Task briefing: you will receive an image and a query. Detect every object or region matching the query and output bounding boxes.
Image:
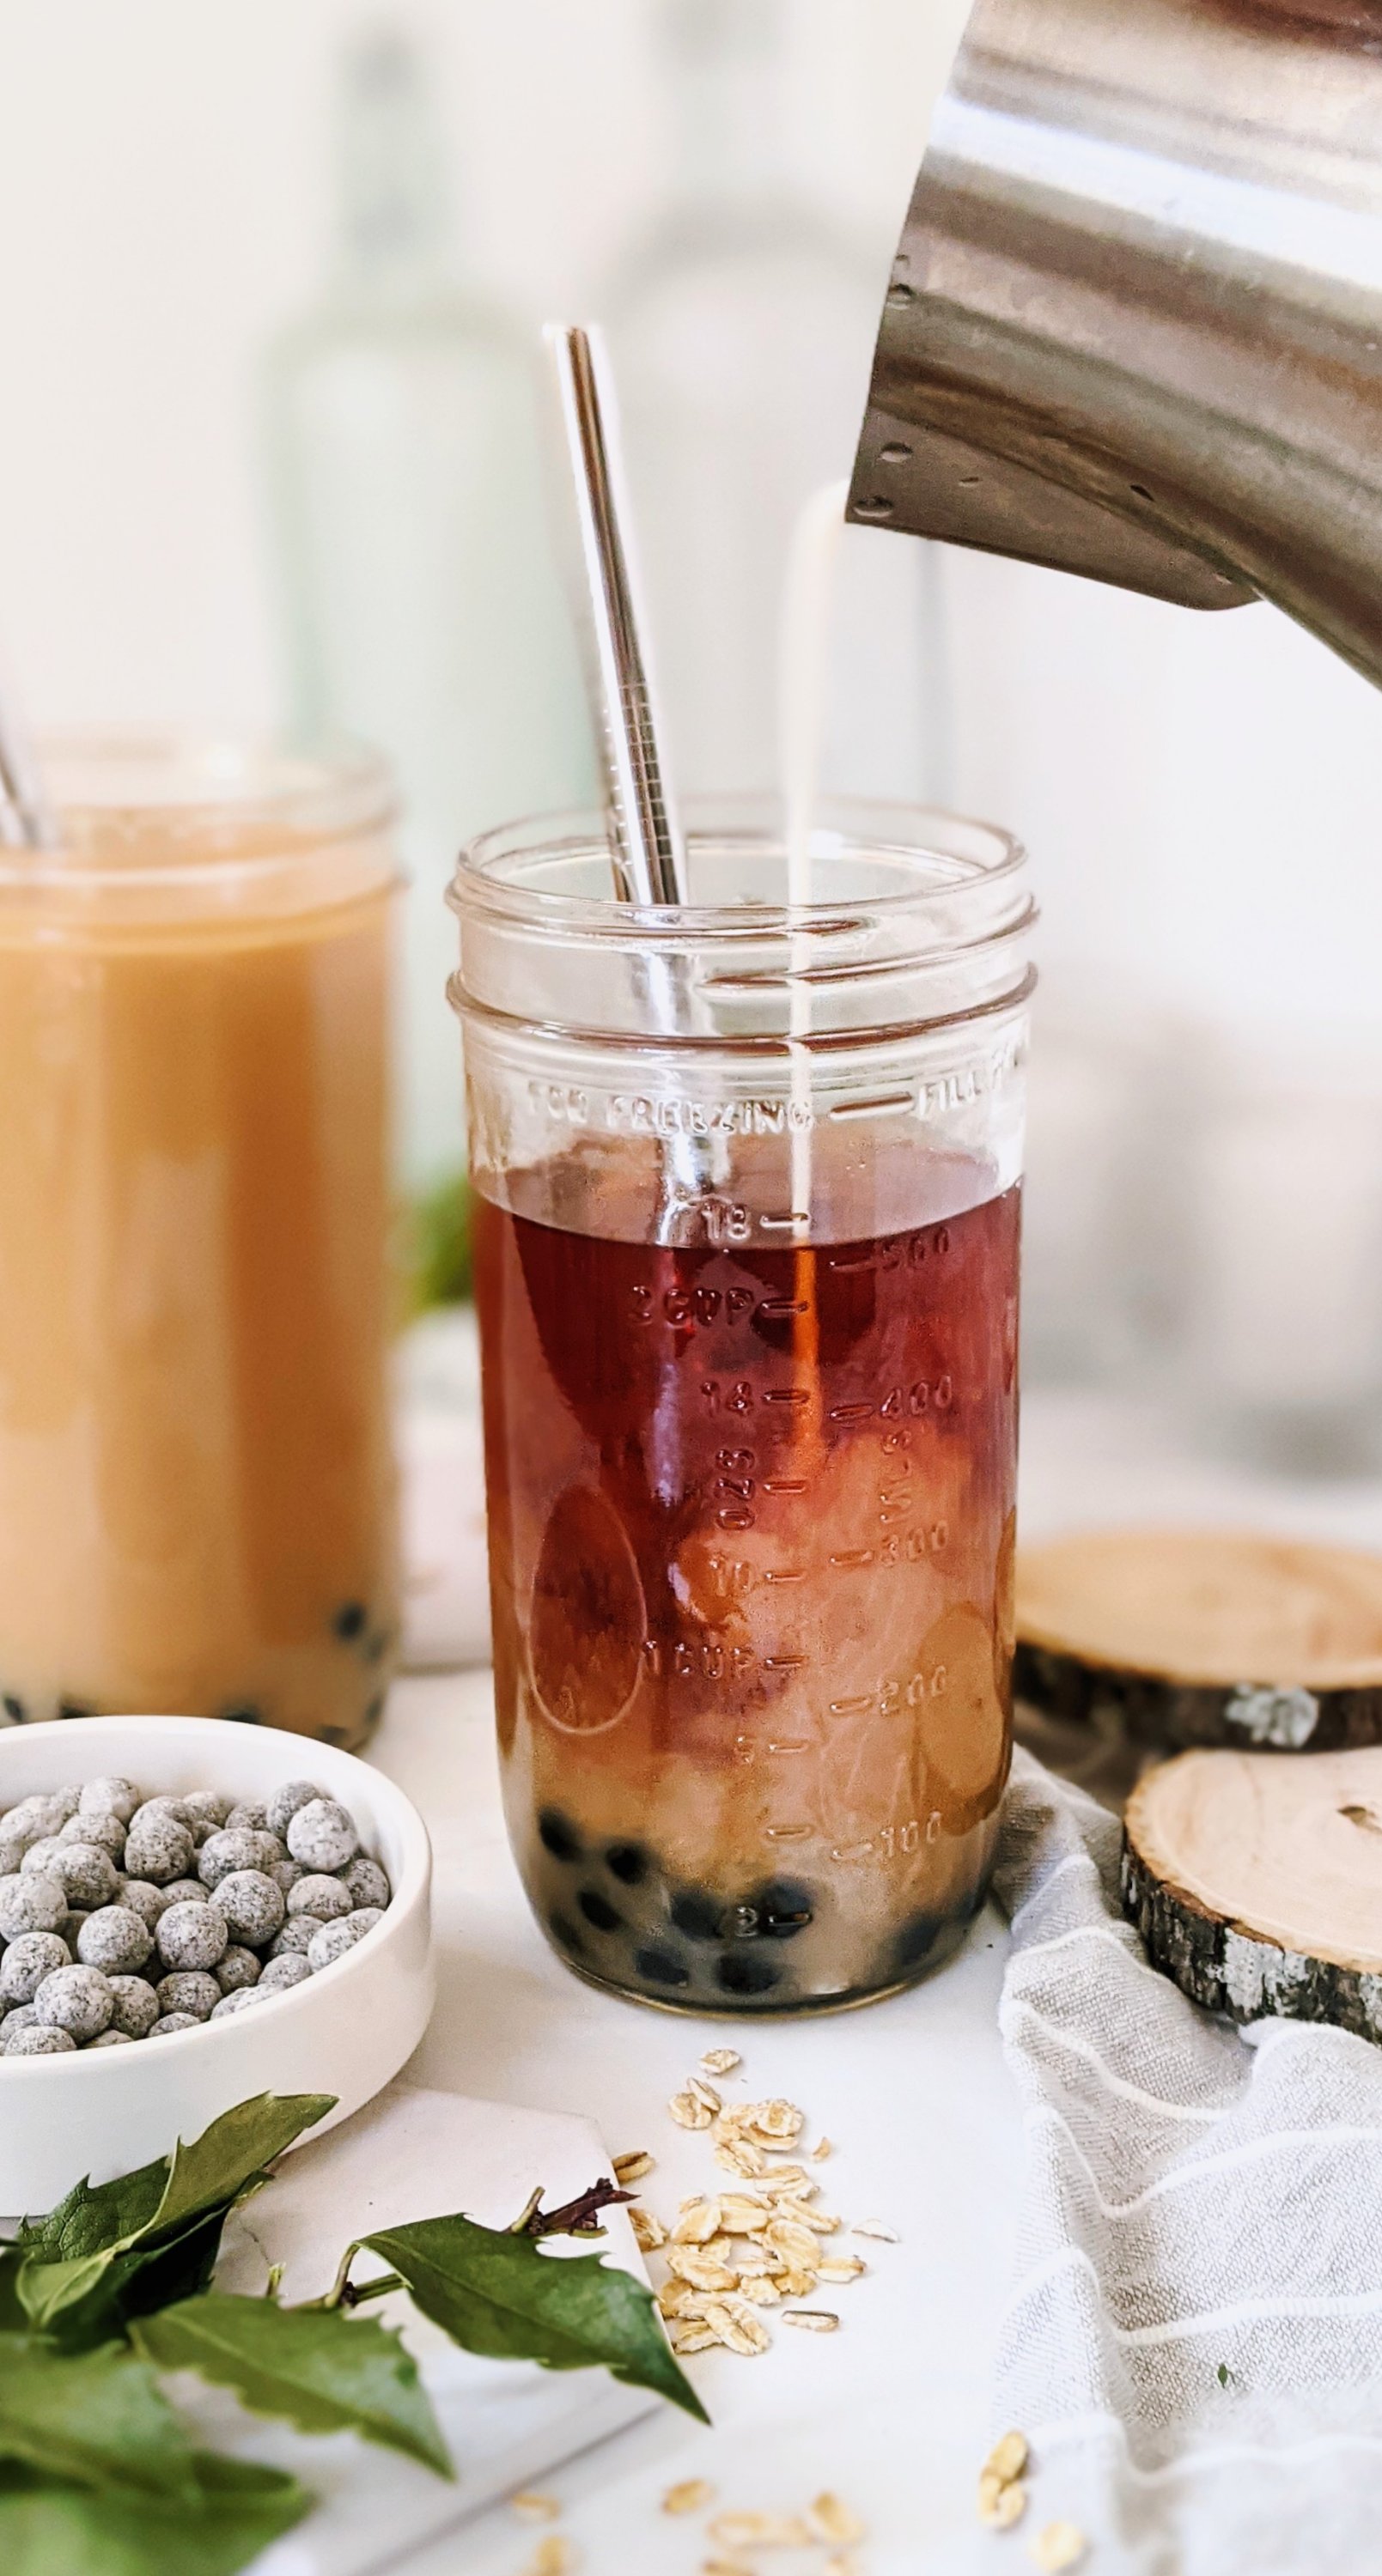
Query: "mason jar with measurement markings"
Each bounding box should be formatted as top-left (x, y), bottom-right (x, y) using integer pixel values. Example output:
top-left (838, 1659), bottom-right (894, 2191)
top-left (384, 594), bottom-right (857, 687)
top-left (449, 797), bottom-right (1032, 2013)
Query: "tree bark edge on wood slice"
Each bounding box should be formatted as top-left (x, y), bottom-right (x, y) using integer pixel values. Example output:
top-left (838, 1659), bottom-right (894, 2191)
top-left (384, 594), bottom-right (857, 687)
top-left (1122, 1748), bottom-right (1382, 2043)
top-left (1018, 1529), bottom-right (1382, 1755)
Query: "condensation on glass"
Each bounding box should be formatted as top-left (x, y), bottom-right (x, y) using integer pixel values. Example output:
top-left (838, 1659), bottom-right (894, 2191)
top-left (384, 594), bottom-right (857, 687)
top-left (450, 799), bottom-right (1033, 2013)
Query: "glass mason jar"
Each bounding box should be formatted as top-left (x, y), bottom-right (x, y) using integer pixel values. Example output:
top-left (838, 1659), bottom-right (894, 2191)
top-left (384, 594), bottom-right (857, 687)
top-left (0, 734), bottom-right (400, 1747)
top-left (450, 799), bottom-right (1032, 2013)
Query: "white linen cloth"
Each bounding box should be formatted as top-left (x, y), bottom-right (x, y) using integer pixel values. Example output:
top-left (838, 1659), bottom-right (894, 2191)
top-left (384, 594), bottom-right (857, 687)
top-left (990, 1749), bottom-right (1382, 2574)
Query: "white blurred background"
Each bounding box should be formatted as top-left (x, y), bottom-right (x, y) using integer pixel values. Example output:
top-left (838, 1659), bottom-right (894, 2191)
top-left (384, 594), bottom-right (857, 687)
top-left (3, 0), bottom-right (1382, 1476)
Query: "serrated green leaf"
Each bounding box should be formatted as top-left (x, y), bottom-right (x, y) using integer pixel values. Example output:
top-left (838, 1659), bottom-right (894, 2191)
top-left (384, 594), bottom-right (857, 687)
top-left (362, 2216), bottom-right (709, 2423)
top-left (0, 2335), bottom-right (198, 2499)
top-left (133, 2292), bottom-right (452, 2477)
top-left (15, 2094), bottom-right (334, 2347)
top-left (0, 2451), bottom-right (312, 2576)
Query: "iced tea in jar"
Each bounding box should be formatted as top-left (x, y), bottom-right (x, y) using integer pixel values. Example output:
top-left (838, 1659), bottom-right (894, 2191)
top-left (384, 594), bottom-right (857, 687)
top-left (451, 799), bottom-right (1032, 2010)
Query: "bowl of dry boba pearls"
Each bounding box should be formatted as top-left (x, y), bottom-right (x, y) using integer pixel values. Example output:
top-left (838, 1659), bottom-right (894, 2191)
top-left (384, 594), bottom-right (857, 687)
top-left (0, 1715), bottom-right (433, 2212)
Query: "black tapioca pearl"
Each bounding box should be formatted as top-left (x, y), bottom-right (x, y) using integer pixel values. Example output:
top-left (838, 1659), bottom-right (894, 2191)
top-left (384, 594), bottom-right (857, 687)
top-left (578, 1887), bottom-right (624, 1934)
top-left (894, 1911), bottom-right (943, 1970)
top-left (362, 1694), bottom-right (386, 1731)
top-left (332, 1601), bottom-right (367, 1642)
top-left (635, 1943), bottom-right (690, 1990)
top-left (3, 1695), bottom-right (25, 1722)
top-left (218, 1704), bottom-right (264, 1726)
top-left (58, 1698), bottom-right (95, 1722)
top-left (670, 1888), bottom-right (723, 1942)
top-left (364, 1627), bottom-right (392, 1665)
top-left (539, 1807), bottom-right (583, 1864)
top-left (321, 1726), bottom-right (351, 1748)
top-left (748, 1879), bottom-right (814, 1941)
top-left (606, 1840), bottom-right (651, 1887)
top-left (550, 1910), bottom-right (584, 1957)
top-left (716, 1949), bottom-right (782, 1997)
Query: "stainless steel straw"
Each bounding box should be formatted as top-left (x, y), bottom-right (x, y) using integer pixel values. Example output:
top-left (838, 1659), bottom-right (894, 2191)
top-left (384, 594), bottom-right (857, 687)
top-left (0, 677), bottom-right (57, 851)
top-left (545, 324), bottom-right (689, 910)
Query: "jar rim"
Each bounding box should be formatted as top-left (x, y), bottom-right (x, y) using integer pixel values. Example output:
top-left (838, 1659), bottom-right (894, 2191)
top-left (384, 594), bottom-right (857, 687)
top-left (451, 792), bottom-right (1030, 949)
top-left (0, 730), bottom-right (396, 887)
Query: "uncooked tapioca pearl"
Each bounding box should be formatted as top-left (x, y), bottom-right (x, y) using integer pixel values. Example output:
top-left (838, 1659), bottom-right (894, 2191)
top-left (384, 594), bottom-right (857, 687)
top-left (131, 1795), bottom-right (193, 1832)
top-left (181, 1790), bottom-right (232, 1831)
top-left (307, 1914), bottom-right (370, 1971)
top-left (224, 1800), bottom-right (269, 1833)
top-left (107, 1975), bottom-right (160, 2038)
top-left (155, 1971), bottom-right (221, 2021)
top-left (0, 1872), bottom-right (67, 1938)
top-left (215, 1869), bottom-right (284, 1946)
top-left (198, 1827), bottom-right (283, 1887)
top-left (79, 1776), bottom-right (142, 1825)
top-left (269, 1859), bottom-right (303, 1895)
top-left (124, 1814), bottom-right (194, 1886)
top-left (287, 1798), bottom-right (359, 1872)
top-left (267, 1779), bottom-right (326, 1839)
top-left (34, 1963), bottom-right (115, 2041)
top-left (288, 1874), bottom-right (353, 1922)
top-left (157, 1899), bottom-right (228, 1973)
top-left (21, 1838), bottom-right (66, 1875)
top-left (2, 2002), bottom-right (36, 2032)
top-left (48, 1843), bottom-right (120, 1909)
top-left (88, 2028), bottom-right (133, 2047)
top-left (59, 1911), bottom-right (92, 1949)
top-left (5, 2024), bottom-right (76, 2055)
top-left (345, 1906), bottom-right (384, 1940)
top-left (269, 1917), bottom-right (320, 1957)
top-left (215, 1946), bottom-right (261, 1993)
top-left (148, 2012), bottom-right (199, 2038)
top-left (119, 1880), bottom-right (174, 1929)
top-left (337, 1855), bottom-right (390, 1911)
top-left (0, 1835), bottom-right (26, 1878)
top-left (76, 1906), bottom-right (155, 1976)
top-left (3, 1795), bottom-right (68, 1846)
top-left (61, 1811), bottom-right (126, 1860)
top-left (1, 1931), bottom-right (72, 2003)
top-left (257, 1951), bottom-right (311, 1994)
top-left (159, 1878), bottom-right (209, 1907)
top-left (210, 1986), bottom-right (264, 2019)
top-left (49, 1787), bottom-right (82, 1823)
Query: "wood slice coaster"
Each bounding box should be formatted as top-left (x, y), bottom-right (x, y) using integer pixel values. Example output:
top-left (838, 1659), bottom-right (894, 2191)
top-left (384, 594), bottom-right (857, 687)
top-left (1123, 1747), bottom-right (1382, 2039)
top-left (1015, 1528), bottom-right (1382, 1753)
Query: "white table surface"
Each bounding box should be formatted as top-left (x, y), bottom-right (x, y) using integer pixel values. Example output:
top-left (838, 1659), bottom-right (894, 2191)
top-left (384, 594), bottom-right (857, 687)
top-left (368, 1669), bottom-right (1023, 2575)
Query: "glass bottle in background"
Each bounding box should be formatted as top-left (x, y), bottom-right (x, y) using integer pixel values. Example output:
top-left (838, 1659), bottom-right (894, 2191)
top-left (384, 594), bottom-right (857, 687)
top-left (262, 24), bottom-right (594, 1188)
top-left (606, 0), bottom-right (950, 805)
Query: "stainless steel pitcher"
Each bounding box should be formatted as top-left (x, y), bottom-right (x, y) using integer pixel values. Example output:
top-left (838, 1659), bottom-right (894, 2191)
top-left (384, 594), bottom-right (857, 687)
top-left (849, 0), bottom-right (1382, 687)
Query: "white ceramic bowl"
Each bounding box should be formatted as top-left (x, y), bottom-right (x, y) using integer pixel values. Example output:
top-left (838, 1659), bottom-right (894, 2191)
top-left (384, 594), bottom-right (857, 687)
top-left (0, 1715), bottom-right (434, 2214)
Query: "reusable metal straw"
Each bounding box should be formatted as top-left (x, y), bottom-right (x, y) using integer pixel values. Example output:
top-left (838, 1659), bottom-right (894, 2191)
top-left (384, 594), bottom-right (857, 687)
top-left (0, 674), bottom-right (58, 850)
top-left (545, 324), bottom-right (689, 910)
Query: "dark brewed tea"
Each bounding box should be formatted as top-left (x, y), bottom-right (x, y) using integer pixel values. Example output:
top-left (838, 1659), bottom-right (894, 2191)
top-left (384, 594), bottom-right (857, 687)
top-left (473, 1174), bottom-right (1020, 2012)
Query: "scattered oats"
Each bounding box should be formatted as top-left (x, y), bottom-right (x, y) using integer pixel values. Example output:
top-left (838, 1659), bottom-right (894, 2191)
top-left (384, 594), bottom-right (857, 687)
top-left (824, 2558), bottom-right (861, 2576)
top-left (714, 2136), bottom-right (768, 2179)
top-left (709, 2512), bottom-right (813, 2550)
top-left (700, 2047), bottom-right (741, 2076)
top-left (763, 2167), bottom-right (817, 2198)
top-left (663, 2478), bottom-right (717, 2517)
top-left (978, 2475), bottom-right (1027, 2530)
top-left (850, 2220), bottom-right (899, 2243)
top-left (811, 2136), bottom-right (834, 2160)
top-left (744, 2098), bottom-right (805, 2143)
top-left (791, 2205), bottom-right (842, 2235)
top-left (510, 2493), bottom-right (562, 2523)
top-left (671, 2324), bottom-right (719, 2354)
top-left (776, 2267), bottom-right (822, 2299)
top-left (658, 2281), bottom-right (697, 2318)
top-left (780, 2308), bottom-right (840, 2332)
top-left (524, 2538), bottom-right (575, 2576)
top-left (672, 2198), bottom-right (723, 2245)
top-left (703, 2561), bottom-right (755, 2576)
top-left (736, 2273), bottom-right (786, 2305)
top-left (986, 2431), bottom-right (1031, 2487)
top-left (717, 2193), bottom-right (774, 2235)
top-left (612, 2149), bottom-right (654, 2183)
top-left (1031, 2523), bottom-right (1087, 2573)
top-left (670, 2089), bottom-right (715, 2131)
top-left (665, 2245), bottom-right (740, 2292)
top-left (817, 2256), bottom-right (868, 2283)
top-left (765, 2217), bottom-right (821, 2269)
top-left (686, 2075), bottom-right (722, 2115)
top-left (808, 2494), bottom-right (868, 2545)
top-left (700, 2298), bottom-right (772, 2357)
top-left (630, 2208), bottom-right (668, 2253)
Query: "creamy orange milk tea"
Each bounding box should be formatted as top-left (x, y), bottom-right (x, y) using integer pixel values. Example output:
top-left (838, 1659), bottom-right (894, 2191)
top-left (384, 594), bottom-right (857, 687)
top-left (0, 741), bottom-right (399, 1745)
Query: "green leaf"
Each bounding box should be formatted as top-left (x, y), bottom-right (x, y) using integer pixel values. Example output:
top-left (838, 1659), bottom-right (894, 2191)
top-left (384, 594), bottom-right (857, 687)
top-left (0, 2336), bottom-right (198, 2500)
top-left (362, 2216), bottom-right (709, 2423)
top-left (0, 2452), bottom-right (312, 2576)
top-left (133, 2292), bottom-right (452, 2478)
top-left (16, 2094), bottom-right (334, 2347)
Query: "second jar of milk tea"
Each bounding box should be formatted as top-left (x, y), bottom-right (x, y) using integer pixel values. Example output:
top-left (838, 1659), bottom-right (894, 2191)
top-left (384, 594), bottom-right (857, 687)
top-left (0, 736), bottom-right (399, 1746)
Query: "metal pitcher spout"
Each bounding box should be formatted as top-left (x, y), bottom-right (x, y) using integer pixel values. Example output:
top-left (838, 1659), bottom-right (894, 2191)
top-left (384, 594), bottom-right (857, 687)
top-left (849, 0), bottom-right (1382, 688)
